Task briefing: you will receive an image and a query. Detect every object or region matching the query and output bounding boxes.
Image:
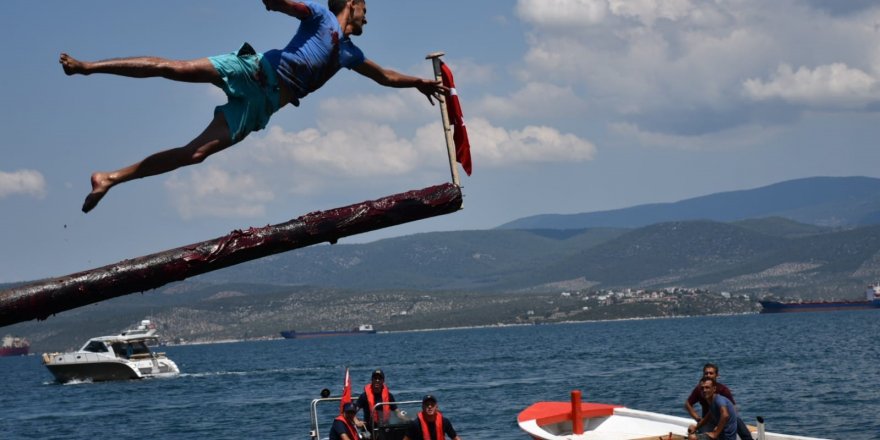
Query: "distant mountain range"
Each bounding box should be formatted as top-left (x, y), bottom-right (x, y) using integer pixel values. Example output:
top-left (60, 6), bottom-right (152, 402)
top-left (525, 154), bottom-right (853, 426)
top-left (196, 217), bottom-right (880, 297)
top-left (189, 176), bottom-right (880, 295)
top-left (497, 176), bottom-right (880, 229)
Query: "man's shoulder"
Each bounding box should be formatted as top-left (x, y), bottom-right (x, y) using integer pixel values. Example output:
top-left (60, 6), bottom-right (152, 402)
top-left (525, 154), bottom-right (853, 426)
top-left (305, 1), bottom-right (333, 21)
top-left (330, 418), bottom-right (346, 432)
top-left (713, 393), bottom-right (734, 406)
top-left (716, 382), bottom-right (734, 399)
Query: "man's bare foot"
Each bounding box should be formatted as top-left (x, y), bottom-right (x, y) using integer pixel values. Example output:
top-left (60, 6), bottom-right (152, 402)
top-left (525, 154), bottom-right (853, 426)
top-left (59, 53), bottom-right (88, 76)
top-left (82, 172), bottom-right (112, 213)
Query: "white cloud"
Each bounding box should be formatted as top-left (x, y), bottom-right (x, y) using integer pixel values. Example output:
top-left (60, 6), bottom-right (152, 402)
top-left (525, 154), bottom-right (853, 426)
top-left (165, 167), bottom-right (274, 219)
top-left (444, 59), bottom-right (495, 85)
top-left (0, 169), bottom-right (47, 199)
top-left (419, 118), bottom-right (596, 166)
top-left (516, 0), bottom-right (609, 26)
top-left (318, 91), bottom-right (428, 126)
top-left (743, 63), bottom-right (880, 108)
top-left (476, 82), bottom-right (588, 119)
top-left (511, 0), bottom-right (880, 139)
top-left (250, 124), bottom-right (420, 177)
top-left (610, 121), bottom-right (782, 151)
top-left (608, 0), bottom-right (694, 26)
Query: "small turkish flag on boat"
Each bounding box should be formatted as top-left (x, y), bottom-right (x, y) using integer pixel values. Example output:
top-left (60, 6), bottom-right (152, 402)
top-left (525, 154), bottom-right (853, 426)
top-left (339, 366), bottom-right (352, 415)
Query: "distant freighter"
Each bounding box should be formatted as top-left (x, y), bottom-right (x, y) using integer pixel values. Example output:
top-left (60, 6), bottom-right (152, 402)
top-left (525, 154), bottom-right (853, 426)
top-left (759, 285), bottom-right (880, 313)
top-left (1, 335), bottom-right (30, 357)
top-left (280, 324), bottom-right (377, 339)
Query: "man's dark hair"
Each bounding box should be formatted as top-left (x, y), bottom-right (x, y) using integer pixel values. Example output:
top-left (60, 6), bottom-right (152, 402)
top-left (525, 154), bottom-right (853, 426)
top-left (703, 363), bottom-right (718, 374)
top-left (329, 0), bottom-right (364, 15)
top-left (700, 376), bottom-right (717, 386)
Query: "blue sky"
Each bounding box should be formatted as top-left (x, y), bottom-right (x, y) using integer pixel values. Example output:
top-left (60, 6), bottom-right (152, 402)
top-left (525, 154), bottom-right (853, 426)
top-left (2, 0), bottom-right (880, 282)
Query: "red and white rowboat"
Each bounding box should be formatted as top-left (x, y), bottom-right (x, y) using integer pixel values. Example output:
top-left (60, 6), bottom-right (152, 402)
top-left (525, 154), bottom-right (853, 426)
top-left (517, 390), bottom-right (829, 440)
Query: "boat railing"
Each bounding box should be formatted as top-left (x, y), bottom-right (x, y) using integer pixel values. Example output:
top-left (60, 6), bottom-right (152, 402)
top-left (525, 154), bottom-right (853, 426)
top-left (369, 400), bottom-right (421, 440)
top-left (310, 397), bottom-right (422, 440)
top-left (310, 396), bottom-right (342, 440)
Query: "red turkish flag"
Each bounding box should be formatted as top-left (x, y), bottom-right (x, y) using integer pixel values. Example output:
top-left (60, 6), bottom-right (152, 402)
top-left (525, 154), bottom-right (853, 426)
top-left (339, 367), bottom-right (352, 415)
top-left (440, 62), bottom-right (472, 176)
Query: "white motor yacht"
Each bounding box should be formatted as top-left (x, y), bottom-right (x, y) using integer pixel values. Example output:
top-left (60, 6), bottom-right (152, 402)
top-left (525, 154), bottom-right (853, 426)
top-left (42, 320), bottom-right (179, 383)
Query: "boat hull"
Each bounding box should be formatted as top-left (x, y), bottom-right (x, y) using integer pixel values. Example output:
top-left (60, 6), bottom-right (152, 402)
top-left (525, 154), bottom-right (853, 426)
top-left (0, 346), bottom-right (29, 357)
top-left (45, 360), bottom-right (141, 383)
top-left (42, 352), bottom-right (179, 383)
top-left (280, 329), bottom-right (376, 339)
top-left (519, 395), bottom-right (830, 440)
top-left (759, 300), bottom-right (880, 313)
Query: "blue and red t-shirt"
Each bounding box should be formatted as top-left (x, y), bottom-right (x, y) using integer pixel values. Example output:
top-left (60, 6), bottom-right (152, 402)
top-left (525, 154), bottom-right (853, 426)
top-left (263, 1), bottom-right (366, 101)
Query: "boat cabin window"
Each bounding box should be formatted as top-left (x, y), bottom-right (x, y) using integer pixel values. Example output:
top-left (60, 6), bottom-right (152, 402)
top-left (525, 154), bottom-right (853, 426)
top-left (83, 341), bottom-right (108, 353)
top-left (129, 341), bottom-right (150, 356)
top-left (111, 343), bottom-right (129, 358)
top-left (110, 341), bottom-right (151, 359)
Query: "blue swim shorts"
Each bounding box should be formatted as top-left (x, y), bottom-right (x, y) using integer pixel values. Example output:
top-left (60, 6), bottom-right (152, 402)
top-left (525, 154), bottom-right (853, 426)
top-left (209, 43), bottom-right (281, 142)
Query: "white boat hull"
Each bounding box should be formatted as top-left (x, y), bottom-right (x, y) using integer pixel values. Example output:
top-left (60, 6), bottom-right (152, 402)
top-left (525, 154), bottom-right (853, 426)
top-left (43, 352), bottom-right (179, 383)
top-left (519, 400), bottom-right (830, 440)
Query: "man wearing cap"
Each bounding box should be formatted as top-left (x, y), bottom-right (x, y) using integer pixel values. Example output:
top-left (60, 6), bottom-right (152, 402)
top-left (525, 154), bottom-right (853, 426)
top-left (402, 395), bottom-right (462, 440)
top-left (330, 403), bottom-right (360, 440)
top-left (356, 369), bottom-right (403, 430)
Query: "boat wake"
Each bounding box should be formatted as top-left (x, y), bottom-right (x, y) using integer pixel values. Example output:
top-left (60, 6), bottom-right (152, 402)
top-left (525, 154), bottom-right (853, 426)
top-left (179, 366), bottom-right (321, 379)
top-left (61, 378), bottom-right (94, 386)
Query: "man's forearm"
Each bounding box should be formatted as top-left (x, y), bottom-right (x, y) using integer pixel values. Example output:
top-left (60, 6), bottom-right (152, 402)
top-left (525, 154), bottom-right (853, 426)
top-left (712, 414), bottom-right (729, 438)
top-left (381, 69), bottom-right (426, 88)
top-left (263, 0), bottom-right (310, 18)
top-left (685, 402), bottom-right (699, 420)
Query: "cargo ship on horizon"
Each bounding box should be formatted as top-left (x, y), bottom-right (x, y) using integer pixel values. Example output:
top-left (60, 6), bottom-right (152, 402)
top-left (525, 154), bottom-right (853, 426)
top-left (1, 335), bottom-right (30, 357)
top-left (760, 284), bottom-right (880, 313)
top-left (280, 324), bottom-right (376, 339)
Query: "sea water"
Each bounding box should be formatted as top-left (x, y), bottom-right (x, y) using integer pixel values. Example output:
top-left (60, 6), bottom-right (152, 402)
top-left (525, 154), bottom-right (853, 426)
top-left (0, 310), bottom-right (877, 439)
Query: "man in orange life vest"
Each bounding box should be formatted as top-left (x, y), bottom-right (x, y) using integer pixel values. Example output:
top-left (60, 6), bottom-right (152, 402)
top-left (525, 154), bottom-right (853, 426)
top-left (330, 403), bottom-right (360, 440)
top-left (356, 369), bottom-right (405, 429)
top-left (402, 395), bottom-right (462, 440)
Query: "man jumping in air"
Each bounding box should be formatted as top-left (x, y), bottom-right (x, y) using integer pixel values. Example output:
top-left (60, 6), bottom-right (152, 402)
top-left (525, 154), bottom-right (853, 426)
top-left (60, 0), bottom-right (447, 213)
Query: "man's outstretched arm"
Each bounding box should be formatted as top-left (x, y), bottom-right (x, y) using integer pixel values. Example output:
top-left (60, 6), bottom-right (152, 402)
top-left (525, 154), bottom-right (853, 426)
top-left (354, 59), bottom-right (448, 105)
top-left (262, 0), bottom-right (311, 19)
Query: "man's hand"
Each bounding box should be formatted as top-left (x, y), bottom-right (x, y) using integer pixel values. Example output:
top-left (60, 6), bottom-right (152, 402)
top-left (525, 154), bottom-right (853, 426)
top-left (417, 79), bottom-right (449, 105)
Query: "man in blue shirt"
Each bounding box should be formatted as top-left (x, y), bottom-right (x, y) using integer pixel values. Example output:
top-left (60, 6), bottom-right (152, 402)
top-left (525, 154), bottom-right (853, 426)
top-left (688, 377), bottom-right (738, 440)
top-left (60, 0), bottom-right (448, 213)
